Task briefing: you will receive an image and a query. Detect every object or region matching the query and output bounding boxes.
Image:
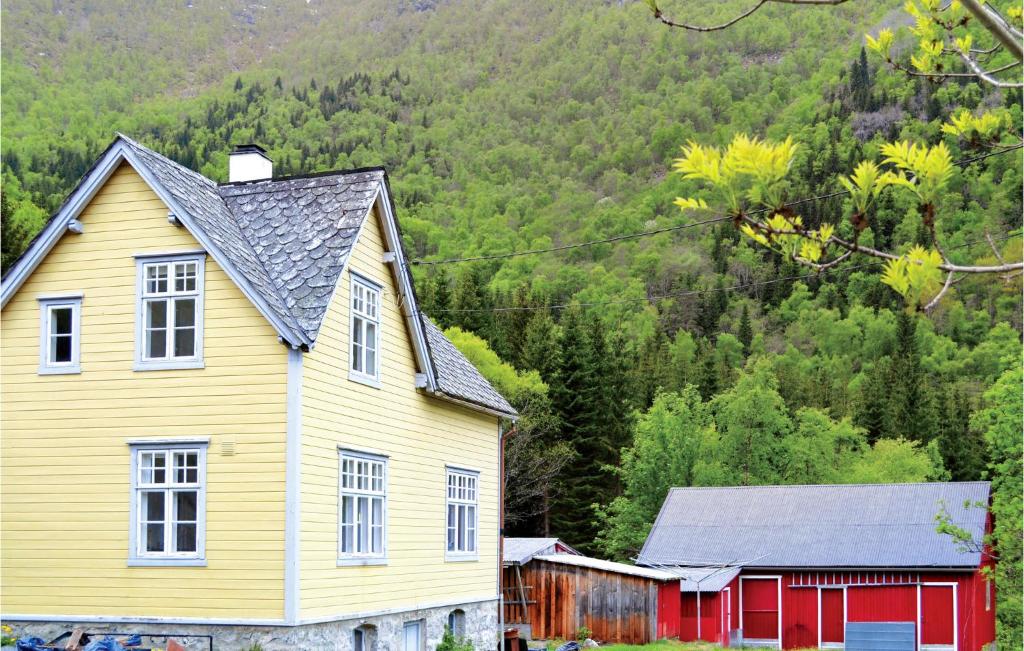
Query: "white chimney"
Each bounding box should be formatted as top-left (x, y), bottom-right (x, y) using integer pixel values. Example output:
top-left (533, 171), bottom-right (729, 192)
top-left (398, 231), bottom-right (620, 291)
top-left (228, 144), bottom-right (273, 182)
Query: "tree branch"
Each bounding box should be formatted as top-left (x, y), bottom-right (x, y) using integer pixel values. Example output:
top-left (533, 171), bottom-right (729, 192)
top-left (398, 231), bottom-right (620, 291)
top-left (740, 215), bottom-right (1024, 274)
top-left (924, 271), bottom-right (956, 312)
top-left (957, 50), bottom-right (1024, 87)
top-left (650, 0), bottom-right (852, 32)
top-left (961, 0), bottom-right (1024, 61)
top-left (986, 230), bottom-right (1007, 265)
top-left (654, 1), bottom-right (767, 32)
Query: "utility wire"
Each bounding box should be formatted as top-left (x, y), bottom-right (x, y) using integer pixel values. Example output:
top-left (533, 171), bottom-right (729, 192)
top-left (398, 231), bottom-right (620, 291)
top-left (410, 143), bottom-right (1023, 266)
top-left (430, 232), bottom-right (1021, 313)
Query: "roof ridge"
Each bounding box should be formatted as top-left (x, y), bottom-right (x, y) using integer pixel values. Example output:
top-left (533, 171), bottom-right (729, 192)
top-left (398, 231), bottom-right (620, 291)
top-left (218, 165), bottom-right (387, 187)
top-left (668, 481), bottom-right (991, 491)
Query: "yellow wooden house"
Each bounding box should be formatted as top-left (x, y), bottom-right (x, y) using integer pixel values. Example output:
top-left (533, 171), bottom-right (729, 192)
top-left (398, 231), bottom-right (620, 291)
top-left (0, 136), bottom-right (516, 650)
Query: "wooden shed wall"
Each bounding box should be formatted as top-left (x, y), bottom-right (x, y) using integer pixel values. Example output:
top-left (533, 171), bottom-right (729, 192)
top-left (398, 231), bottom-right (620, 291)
top-left (503, 559), bottom-right (661, 644)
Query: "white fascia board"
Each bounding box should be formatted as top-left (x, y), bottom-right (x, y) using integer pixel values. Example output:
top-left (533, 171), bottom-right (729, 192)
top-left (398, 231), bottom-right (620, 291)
top-left (373, 185), bottom-right (438, 391)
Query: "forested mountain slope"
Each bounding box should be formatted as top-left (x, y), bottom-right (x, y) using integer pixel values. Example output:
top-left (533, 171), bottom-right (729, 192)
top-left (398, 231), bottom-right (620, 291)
top-left (2, 0), bottom-right (1020, 569)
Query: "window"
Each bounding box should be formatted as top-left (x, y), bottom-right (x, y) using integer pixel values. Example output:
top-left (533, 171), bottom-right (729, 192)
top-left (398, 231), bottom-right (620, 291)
top-left (338, 450), bottom-right (387, 563)
top-left (353, 625), bottom-right (377, 651)
top-left (403, 621), bottom-right (422, 651)
top-left (985, 578), bottom-right (992, 611)
top-left (135, 254), bottom-right (204, 370)
top-left (447, 610), bottom-right (466, 638)
top-left (128, 441), bottom-right (207, 565)
top-left (38, 295), bottom-right (81, 374)
top-left (446, 468), bottom-right (479, 558)
top-left (349, 276), bottom-right (381, 385)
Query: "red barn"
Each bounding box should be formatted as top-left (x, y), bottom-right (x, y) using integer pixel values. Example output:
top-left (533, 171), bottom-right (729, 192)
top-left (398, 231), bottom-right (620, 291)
top-left (641, 482), bottom-right (995, 651)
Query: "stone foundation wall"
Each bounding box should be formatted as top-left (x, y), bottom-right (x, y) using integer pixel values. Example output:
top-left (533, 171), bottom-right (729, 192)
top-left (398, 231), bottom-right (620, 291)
top-left (3, 598), bottom-right (497, 651)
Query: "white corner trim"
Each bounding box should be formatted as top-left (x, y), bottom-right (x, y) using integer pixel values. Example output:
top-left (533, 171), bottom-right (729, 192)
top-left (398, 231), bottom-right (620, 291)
top-left (284, 347), bottom-right (303, 624)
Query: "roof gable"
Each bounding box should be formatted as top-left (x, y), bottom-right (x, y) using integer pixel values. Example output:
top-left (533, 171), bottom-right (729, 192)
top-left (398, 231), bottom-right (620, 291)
top-left (218, 171), bottom-right (382, 339)
top-left (639, 482), bottom-right (991, 569)
top-left (1, 134), bottom-right (516, 418)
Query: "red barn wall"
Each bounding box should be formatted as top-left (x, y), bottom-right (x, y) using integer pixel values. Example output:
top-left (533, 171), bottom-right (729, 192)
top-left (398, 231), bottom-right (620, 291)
top-left (659, 569), bottom-right (996, 651)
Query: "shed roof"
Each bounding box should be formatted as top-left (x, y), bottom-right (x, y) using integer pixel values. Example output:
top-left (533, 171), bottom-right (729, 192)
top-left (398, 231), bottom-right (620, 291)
top-left (533, 554), bottom-right (677, 581)
top-left (503, 537), bottom-right (579, 565)
top-left (639, 482), bottom-right (990, 569)
top-left (673, 566), bottom-right (742, 593)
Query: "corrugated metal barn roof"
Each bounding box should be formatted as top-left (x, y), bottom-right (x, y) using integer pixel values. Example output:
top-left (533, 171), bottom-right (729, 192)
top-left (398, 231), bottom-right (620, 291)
top-left (639, 482), bottom-right (990, 569)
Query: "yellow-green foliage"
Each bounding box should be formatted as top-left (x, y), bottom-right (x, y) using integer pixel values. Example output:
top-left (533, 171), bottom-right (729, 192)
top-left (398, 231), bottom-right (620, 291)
top-left (879, 140), bottom-right (956, 207)
top-left (881, 245), bottom-right (945, 309)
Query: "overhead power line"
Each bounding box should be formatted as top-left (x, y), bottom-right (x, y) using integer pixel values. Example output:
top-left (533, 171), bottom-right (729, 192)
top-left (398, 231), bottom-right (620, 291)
top-left (430, 232), bottom-right (1022, 313)
top-left (410, 143), bottom-right (1023, 266)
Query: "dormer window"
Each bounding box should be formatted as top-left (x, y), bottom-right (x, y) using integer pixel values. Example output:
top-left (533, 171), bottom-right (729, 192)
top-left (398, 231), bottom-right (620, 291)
top-left (135, 253), bottom-right (205, 371)
top-left (349, 275), bottom-right (381, 386)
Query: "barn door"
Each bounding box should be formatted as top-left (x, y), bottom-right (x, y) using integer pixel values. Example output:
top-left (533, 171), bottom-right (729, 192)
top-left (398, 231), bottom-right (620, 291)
top-left (920, 585), bottom-right (956, 651)
top-left (820, 587), bottom-right (845, 647)
top-left (741, 577), bottom-right (781, 647)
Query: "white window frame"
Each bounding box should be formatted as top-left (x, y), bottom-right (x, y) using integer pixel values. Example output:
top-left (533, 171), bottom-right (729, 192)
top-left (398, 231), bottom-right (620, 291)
top-left (127, 439), bottom-right (208, 566)
top-left (38, 294), bottom-right (82, 375)
top-left (134, 253), bottom-right (205, 371)
top-left (445, 466), bottom-right (479, 561)
top-left (337, 449), bottom-right (388, 565)
top-left (348, 274), bottom-right (382, 388)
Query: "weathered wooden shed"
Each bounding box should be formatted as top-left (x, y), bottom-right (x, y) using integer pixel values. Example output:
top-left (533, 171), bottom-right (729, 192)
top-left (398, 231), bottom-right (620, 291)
top-left (503, 544), bottom-right (676, 644)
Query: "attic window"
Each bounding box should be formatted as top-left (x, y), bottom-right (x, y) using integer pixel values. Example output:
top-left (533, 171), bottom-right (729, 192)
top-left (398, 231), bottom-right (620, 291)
top-left (349, 275), bottom-right (381, 386)
top-left (134, 253), bottom-right (205, 371)
top-left (38, 295), bottom-right (82, 375)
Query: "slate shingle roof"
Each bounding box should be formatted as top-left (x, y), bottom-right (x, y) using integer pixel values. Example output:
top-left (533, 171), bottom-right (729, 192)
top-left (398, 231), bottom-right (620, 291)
top-left (639, 482), bottom-right (990, 569)
top-left (218, 171), bottom-right (382, 339)
top-left (116, 135), bottom-right (514, 417)
top-left (422, 314), bottom-right (516, 415)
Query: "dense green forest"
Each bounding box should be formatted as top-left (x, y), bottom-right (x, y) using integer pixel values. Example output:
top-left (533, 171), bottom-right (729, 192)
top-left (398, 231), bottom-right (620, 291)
top-left (2, 0), bottom-right (1021, 643)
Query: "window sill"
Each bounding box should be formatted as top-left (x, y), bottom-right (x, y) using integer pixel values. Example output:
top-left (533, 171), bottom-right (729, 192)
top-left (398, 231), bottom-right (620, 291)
top-left (348, 371), bottom-right (381, 389)
top-left (127, 557), bottom-right (207, 567)
top-left (445, 553), bottom-right (479, 563)
top-left (337, 557), bottom-right (388, 567)
top-left (134, 359), bottom-right (205, 372)
top-left (38, 365), bottom-right (81, 376)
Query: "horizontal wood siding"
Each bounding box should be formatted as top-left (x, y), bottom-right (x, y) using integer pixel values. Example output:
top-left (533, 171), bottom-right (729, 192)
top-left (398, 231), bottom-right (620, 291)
top-left (300, 205), bottom-right (500, 618)
top-left (507, 560), bottom-right (661, 644)
top-left (1, 163), bottom-right (288, 619)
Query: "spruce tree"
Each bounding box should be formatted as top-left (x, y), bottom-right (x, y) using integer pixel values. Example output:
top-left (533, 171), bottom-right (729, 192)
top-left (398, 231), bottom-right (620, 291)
top-left (547, 307), bottom-right (603, 552)
top-left (521, 312), bottom-right (558, 382)
top-left (451, 265), bottom-right (491, 335)
top-left (738, 304), bottom-right (753, 357)
top-left (431, 267), bottom-right (453, 329)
